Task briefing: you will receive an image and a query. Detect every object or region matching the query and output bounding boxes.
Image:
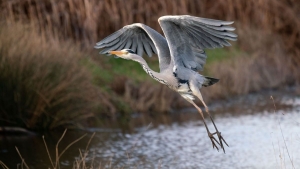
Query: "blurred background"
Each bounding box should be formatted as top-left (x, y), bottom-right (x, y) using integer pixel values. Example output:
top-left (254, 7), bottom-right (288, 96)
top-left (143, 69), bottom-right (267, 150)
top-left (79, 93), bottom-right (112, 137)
top-left (0, 0), bottom-right (299, 168)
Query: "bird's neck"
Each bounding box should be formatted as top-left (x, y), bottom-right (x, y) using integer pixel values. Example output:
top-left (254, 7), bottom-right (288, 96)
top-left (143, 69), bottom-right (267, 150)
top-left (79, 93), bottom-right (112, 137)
top-left (135, 57), bottom-right (168, 85)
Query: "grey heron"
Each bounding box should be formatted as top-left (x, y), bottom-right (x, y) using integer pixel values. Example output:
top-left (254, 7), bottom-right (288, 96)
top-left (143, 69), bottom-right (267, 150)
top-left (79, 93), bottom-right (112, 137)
top-left (95, 15), bottom-right (237, 153)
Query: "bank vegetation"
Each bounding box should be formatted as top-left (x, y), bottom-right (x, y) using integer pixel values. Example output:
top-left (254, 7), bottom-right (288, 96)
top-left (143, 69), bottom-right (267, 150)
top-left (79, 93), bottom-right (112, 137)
top-left (0, 0), bottom-right (299, 130)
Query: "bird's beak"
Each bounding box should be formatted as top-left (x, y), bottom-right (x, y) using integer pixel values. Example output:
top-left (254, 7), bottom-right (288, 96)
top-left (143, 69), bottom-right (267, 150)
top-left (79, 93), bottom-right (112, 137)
top-left (109, 50), bottom-right (124, 56)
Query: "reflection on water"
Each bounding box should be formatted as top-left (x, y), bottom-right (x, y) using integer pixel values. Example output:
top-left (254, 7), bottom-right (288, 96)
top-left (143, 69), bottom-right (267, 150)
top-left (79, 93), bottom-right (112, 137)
top-left (1, 96), bottom-right (300, 169)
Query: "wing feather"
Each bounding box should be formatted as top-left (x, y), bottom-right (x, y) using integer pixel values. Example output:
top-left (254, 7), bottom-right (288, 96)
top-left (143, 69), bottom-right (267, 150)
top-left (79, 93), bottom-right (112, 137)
top-left (147, 38), bottom-right (157, 54)
top-left (197, 25), bottom-right (237, 41)
top-left (95, 38), bottom-right (120, 49)
top-left (116, 40), bottom-right (127, 51)
top-left (130, 38), bottom-right (138, 53)
top-left (99, 35), bottom-right (129, 54)
top-left (142, 36), bottom-right (153, 57)
top-left (186, 27), bottom-right (223, 48)
top-left (136, 35), bottom-right (144, 56)
top-left (158, 15), bottom-right (237, 73)
top-left (124, 38), bottom-right (132, 49)
top-left (95, 23), bottom-right (171, 71)
top-left (95, 29), bottom-right (124, 45)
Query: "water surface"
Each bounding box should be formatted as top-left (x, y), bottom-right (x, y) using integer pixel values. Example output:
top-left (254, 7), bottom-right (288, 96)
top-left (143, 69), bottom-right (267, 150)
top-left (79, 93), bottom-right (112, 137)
top-left (1, 95), bottom-right (299, 169)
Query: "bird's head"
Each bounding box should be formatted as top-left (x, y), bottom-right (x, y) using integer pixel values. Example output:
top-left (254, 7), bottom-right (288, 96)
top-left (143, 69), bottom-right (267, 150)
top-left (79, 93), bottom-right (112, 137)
top-left (109, 49), bottom-right (138, 60)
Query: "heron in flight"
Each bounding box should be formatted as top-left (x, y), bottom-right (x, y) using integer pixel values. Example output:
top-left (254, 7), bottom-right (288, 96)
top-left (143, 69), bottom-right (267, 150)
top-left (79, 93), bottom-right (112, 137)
top-left (95, 15), bottom-right (237, 152)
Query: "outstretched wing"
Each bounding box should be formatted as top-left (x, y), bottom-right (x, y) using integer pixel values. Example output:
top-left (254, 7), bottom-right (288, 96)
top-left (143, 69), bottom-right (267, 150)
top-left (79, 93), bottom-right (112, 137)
top-left (95, 23), bottom-right (171, 71)
top-left (158, 15), bottom-right (237, 72)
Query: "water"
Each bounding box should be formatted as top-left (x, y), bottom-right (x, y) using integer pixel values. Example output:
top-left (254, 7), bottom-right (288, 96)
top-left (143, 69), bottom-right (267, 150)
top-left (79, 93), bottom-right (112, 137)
top-left (1, 95), bottom-right (300, 169)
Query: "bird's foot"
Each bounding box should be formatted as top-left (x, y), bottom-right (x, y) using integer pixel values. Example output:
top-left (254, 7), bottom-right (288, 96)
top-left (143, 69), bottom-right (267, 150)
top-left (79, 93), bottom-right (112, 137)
top-left (211, 131), bottom-right (229, 153)
top-left (208, 132), bottom-right (220, 151)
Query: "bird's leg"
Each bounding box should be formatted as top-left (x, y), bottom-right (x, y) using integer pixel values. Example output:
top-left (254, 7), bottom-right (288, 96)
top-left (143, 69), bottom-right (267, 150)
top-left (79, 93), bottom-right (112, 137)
top-left (185, 99), bottom-right (220, 150)
top-left (190, 84), bottom-right (229, 153)
top-left (196, 90), bottom-right (229, 152)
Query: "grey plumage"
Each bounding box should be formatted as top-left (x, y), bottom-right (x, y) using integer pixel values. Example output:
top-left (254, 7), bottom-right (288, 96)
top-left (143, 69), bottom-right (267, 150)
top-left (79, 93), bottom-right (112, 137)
top-left (95, 15), bottom-right (237, 153)
top-left (157, 15), bottom-right (237, 73)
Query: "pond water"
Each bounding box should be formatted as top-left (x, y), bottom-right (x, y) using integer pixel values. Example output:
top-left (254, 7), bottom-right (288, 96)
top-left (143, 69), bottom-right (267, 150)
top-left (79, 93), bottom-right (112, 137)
top-left (1, 94), bottom-right (300, 169)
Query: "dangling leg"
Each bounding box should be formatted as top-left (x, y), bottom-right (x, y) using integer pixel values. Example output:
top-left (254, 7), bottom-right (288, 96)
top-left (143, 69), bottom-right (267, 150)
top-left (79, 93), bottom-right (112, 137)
top-left (184, 98), bottom-right (220, 151)
top-left (190, 83), bottom-right (229, 153)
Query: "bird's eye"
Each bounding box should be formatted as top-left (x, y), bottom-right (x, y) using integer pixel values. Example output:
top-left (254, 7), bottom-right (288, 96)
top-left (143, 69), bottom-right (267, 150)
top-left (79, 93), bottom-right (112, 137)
top-left (126, 49), bottom-right (135, 54)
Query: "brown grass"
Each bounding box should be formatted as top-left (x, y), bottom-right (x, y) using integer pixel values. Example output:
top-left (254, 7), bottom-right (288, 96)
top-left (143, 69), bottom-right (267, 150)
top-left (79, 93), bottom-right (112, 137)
top-left (0, 0), bottom-right (299, 120)
top-left (123, 80), bottom-right (186, 113)
top-left (2, 0), bottom-right (298, 82)
top-left (1, 0), bottom-right (299, 54)
top-left (203, 28), bottom-right (295, 102)
top-left (0, 23), bottom-right (110, 130)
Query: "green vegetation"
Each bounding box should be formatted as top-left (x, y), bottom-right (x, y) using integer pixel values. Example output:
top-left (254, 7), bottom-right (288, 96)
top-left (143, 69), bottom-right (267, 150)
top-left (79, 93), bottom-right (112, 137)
top-left (107, 57), bottom-right (148, 81)
top-left (203, 46), bottom-right (245, 76)
top-left (81, 58), bottom-right (113, 85)
top-left (205, 46), bottom-right (242, 64)
top-left (92, 48), bottom-right (241, 84)
top-left (106, 55), bottom-right (160, 82)
top-left (82, 53), bottom-right (161, 86)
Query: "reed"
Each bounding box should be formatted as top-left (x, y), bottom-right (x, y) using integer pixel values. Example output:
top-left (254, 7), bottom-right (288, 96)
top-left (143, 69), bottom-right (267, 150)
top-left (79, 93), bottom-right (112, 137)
top-left (0, 0), bottom-right (299, 126)
top-left (202, 28), bottom-right (295, 102)
top-left (1, 0), bottom-right (298, 56)
top-left (2, 0), bottom-right (298, 87)
top-left (0, 23), bottom-right (103, 130)
top-left (13, 130), bottom-right (104, 169)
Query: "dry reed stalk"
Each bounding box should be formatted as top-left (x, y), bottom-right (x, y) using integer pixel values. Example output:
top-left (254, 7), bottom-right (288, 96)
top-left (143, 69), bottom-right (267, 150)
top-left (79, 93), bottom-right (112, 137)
top-left (202, 28), bottom-right (293, 102)
top-left (57, 131), bottom-right (87, 168)
top-left (270, 96), bottom-right (295, 169)
top-left (2, 0), bottom-right (298, 81)
top-left (41, 129), bottom-right (88, 169)
top-left (0, 161), bottom-right (9, 169)
top-left (0, 22), bottom-right (119, 129)
top-left (1, 1), bottom-right (296, 57)
top-left (43, 135), bottom-right (55, 168)
top-left (10, 130), bottom-right (102, 169)
top-left (15, 147), bottom-right (30, 169)
top-left (2, 0), bottom-right (299, 54)
top-left (72, 132), bottom-right (96, 169)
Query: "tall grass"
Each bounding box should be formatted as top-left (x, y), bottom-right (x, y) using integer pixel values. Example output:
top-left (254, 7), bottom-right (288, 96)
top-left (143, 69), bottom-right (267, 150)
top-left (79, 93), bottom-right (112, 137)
top-left (202, 28), bottom-right (295, 102)
top-left (2, 0), bottom-right (299, 55)
top-left (0, 0), bottom-right (299, 128)
top-left (2, 0), bottom-right (298, 86)
top-left (0, 23), bottom-right (102, 130)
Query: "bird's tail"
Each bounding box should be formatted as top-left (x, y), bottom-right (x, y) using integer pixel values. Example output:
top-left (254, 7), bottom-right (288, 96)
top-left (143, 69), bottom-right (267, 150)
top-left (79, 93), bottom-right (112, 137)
top-left (202, 76), bottom-right (219, 87)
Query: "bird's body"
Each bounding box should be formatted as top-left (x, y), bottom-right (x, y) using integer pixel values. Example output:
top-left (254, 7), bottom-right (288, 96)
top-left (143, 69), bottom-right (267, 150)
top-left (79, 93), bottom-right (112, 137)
top-left (95, 15), bottom-right (237, 152)
top-left (131, 53), bottom-right (213, 100)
